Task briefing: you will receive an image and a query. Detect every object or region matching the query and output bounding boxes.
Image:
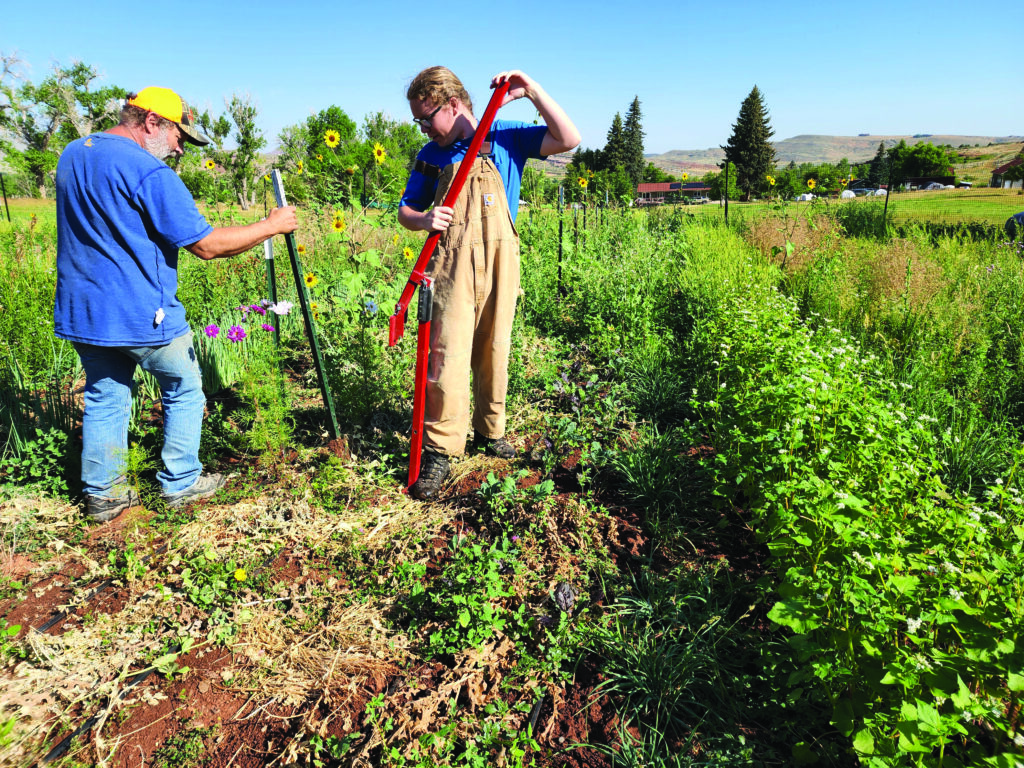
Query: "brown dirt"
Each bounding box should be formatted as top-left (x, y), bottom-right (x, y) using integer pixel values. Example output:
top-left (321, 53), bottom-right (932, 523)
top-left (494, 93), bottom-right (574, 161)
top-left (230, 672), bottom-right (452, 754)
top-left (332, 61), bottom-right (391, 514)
top-left (0, 426), bottom-right (770, 768)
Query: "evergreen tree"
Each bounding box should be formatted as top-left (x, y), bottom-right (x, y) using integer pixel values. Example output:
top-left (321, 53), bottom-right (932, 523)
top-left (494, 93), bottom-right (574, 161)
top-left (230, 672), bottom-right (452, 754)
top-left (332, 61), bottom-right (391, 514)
top-left (868, 141), bottom-right (887, 185)
top-left (623, 96), bottom-right (645, 186)
top-left (603, 112), bottom-right (626, 173)
top-left (722, 85), bottom-right (776, 201)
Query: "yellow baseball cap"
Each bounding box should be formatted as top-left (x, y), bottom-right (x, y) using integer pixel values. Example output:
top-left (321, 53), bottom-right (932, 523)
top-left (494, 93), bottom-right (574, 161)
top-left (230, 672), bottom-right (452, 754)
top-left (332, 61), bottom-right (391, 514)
top-left (127, 87), bottom-right (211, 146)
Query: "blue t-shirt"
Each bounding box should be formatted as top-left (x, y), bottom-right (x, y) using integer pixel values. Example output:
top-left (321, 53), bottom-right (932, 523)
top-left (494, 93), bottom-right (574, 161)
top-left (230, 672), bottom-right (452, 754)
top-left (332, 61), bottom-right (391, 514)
top-left (400, 119), bottom-right (547, 224)
top-left (54, 133), bottom-right (213, 346)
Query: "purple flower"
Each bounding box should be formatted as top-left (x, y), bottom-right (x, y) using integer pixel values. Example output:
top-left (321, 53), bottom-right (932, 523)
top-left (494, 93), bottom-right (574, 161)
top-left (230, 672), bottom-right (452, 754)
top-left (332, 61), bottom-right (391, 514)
top-left (227, 325), bottom-right (247, 343)
top-left (204, 324), bottom-right (220, 338)
top-left (250, 304), bottom-right (267, 315)
top-left (236, 304), bottom-right (250, 317)
top-left (261, 323), bottom-right (274, 332)
top-left (511, 535), bottom-right (519, 542)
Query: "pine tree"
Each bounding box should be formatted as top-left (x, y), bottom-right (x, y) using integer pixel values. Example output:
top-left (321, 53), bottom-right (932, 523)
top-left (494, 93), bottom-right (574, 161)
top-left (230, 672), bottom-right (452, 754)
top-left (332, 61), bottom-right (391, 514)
top-left (602, 112), bottom-right (627, 173)
top-left (868, 141), bottom-right (887, 185)
top-left (722, 86), bottom-right (776, 201)
top-left (623, 96), bottom-right (645, 186)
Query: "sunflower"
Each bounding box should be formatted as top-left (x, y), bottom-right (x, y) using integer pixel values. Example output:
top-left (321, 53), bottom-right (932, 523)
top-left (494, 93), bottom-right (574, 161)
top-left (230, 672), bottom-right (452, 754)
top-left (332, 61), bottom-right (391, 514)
top-left (304, 272), bottom-right (319, 289)
top-left (296, 160), bottom-right (304, 175)
top-left (840, 177), bottom-right (848, 186)
top-left (297, 244), bottom-right (307, 254)
top-left (766, 174), bottom-right (776, 186)
top-left (807, 179), bottom-right (816, 190)
top-left (403, 246), bottom-right (414, 261)
top-left (578, 177), bottom-right (588, 189)
top-left (204, 159), bottom-right (215, 170)
top-left (332, 218), bottom-right (346, 233)
top-left (373, 143), bottom-right (387, 165)
top-left (310, 301), bottom-right (319, 311)
top-left (681, 173), bottom-right (689, 181)
top-left (392, 233), bottom-right (400, 245)
top-left (324, 129), bottom-right (341, 148)
top-left (316, 154), bottom-right (323, 161)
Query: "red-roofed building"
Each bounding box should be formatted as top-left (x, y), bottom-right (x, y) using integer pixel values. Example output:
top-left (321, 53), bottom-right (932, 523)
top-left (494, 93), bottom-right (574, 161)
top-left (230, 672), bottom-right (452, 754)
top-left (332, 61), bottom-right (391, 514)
top-left (991, 157), bottom-right (1023, 189)
top-left (636, 181), bottom-right (711, 205)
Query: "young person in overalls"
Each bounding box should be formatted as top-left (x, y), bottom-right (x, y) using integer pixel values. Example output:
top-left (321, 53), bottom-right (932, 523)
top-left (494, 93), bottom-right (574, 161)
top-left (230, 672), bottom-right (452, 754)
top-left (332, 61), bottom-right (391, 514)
top-left (398, 67), bottom-right (580, 500)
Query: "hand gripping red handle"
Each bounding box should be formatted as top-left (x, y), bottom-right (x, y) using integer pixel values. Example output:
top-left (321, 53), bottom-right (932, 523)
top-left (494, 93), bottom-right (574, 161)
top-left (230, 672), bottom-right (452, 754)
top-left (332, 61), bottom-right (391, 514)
top-left (388, 80), bottom-right (510, 346)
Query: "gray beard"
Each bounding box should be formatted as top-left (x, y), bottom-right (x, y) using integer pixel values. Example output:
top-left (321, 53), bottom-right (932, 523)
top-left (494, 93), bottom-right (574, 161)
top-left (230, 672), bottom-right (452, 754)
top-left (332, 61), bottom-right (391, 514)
top-left (144, 135), bottom-right (174, 160)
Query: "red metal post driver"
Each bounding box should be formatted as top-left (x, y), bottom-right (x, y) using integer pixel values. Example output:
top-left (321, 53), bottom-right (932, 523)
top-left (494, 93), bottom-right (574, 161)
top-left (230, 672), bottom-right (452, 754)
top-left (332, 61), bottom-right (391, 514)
top-left (389, 81), bottom-right (510, 488)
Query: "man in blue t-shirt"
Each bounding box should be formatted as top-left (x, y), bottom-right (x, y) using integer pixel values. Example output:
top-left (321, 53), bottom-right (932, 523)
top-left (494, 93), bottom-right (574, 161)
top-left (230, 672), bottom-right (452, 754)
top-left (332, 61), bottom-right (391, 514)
top-left (398, 68), bottom-right (579, 500)
top-left (55, 86), bottom-right (298, 522)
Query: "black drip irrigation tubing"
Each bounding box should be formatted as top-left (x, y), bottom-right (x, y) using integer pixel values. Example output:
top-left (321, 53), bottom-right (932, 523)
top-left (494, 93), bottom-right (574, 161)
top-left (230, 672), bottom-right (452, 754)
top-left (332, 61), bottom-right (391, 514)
top-left (31, 544), bottom-right (170, 634)
top-left (31, 546), bottom-right (281, 765)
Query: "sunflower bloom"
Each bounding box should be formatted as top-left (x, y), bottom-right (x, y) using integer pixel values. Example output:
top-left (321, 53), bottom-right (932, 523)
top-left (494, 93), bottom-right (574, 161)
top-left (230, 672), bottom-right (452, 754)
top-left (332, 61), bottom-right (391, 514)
top-left (392, 233), bottom-right (400, 245)
top-left (296, 160), bottom-right (304, 175)
top-left (316, 154), bottom-right (323, 161)
top-left (204, 159), bottom-right (215, 170)
top-left (766, 175), bottom-right (776, 186)
top-left (324, 129), bottom-right (341, 148)
top-left (681, 173), bottom-right (689, 181)
top-left (305, 273), bottom-right (319, 289)
top-left (297, 244), bottom-right (306, 254)
top-left (807, 179), bottom-right (816, 190)
top-left (578, 177), bottom-right (588, 189)
top-left (373, 143), bottom-right (386, 164)
top-left (403, 246), bottom-right (414, 261)
top-left (332, 218), bottom-right (346, 233)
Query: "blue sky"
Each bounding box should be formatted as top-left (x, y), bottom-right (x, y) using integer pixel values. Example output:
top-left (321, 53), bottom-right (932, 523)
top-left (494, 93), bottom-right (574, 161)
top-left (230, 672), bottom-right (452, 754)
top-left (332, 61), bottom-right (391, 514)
top-left (5, 0), bottom-right (1020, 155)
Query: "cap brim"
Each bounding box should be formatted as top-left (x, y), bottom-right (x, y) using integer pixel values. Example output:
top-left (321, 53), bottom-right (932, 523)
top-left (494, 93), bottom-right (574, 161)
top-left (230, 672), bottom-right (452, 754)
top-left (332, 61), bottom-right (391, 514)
top-left (180, 123), bottom-right (211, 147)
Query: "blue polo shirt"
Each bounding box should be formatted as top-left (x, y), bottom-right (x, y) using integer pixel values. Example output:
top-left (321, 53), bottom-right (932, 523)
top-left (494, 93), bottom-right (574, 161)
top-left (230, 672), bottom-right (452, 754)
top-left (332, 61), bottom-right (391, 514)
top-left (54, 133), bottom-right (213, 346)
top-left (400, 119), bottom-right (546, 224)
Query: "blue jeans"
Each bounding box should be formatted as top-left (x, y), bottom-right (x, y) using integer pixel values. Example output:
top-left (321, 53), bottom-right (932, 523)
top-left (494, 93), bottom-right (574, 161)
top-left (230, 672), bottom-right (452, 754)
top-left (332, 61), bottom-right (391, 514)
top-left (74, 330), bottom-right (206, 498)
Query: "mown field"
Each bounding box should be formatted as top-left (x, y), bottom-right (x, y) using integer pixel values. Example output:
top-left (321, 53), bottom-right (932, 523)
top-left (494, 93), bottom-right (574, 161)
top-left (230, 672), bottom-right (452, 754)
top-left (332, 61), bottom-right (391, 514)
top-left (1, 199), bottom-right (1024, 768)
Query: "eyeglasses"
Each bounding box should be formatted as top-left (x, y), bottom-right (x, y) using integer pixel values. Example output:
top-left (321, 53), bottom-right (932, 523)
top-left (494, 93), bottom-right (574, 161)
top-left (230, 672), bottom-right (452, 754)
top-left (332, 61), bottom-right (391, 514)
top-left (413, 104), bottom-right (444, 129)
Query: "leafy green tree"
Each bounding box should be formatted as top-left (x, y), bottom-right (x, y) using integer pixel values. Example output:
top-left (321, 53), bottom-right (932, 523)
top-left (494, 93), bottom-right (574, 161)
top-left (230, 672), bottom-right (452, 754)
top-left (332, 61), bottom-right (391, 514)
top-left (0, 57), bottom-right (124, 198)
top-left (225, 95), bottom-right (268, 209)
top-left (722, 85), bottom-right (776, 201)
top-left (703, 163), bottom-right (740, 201)
top-left (622, 96), bottom-right (645, 186)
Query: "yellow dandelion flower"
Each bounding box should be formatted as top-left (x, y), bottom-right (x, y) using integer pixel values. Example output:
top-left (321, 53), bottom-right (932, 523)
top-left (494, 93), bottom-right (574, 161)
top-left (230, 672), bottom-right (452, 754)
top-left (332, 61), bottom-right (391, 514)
top-left (681, 173), bottom-right (689, 181)
top-left (403, 246), bottom-right (414, 261)
top-left (578, 177), bottom-right (588, 189)
top-left (807, 179), bottom-right (816, 190)
top-left (332, 218), bottom-right (346, 233)
top-left (392, 234), bottom-right (400, 245)
top-left (297, 244), bottom-right (306, 254)
top-left (305, 273), bottom-right (319, 288)
top-left (204, 159), bottom-right (216, 170)
top-left (766, 174), bottom-right (776, 186)
top-left (373, 143), bottom-right (386, 165)
top-left (234, 568), bottom-right (247, 582)
top-left (324, 129), bottom-right (341, 148)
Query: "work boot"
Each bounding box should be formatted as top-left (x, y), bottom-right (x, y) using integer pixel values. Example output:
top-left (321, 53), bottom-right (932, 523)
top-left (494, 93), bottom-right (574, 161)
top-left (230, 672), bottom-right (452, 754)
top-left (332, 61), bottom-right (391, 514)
top-left (85, 490), bottom-right (140, 523)
top-left (163, 472), bottom-right (226, 509)
top-left (473, 430), bottom-right (516, 459)
top-left (409, 450), bottom-right (450, 501)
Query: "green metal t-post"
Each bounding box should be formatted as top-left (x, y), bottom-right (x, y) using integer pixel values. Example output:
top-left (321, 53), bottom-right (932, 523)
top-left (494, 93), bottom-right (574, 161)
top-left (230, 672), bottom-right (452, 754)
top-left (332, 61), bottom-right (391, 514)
top-left (270, 170), bottom-right (340, 441)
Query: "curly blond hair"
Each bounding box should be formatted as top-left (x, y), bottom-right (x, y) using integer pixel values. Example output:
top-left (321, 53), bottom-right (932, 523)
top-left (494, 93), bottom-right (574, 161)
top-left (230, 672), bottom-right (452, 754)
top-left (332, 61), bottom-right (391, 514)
top-left (406, 66), bottom-right (472, 113)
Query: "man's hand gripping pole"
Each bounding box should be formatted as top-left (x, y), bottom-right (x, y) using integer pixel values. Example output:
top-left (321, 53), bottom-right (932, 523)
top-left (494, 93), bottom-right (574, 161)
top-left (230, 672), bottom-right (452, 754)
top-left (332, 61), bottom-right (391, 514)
top-left (389, 81), bottom-right (509, 487)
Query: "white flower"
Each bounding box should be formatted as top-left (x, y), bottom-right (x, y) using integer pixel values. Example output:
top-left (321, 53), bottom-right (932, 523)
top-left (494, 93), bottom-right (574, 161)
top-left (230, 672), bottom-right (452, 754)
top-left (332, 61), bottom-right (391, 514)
top-left (948, 588), bottom-right (964, 601)
top-left (269, 301), bottom-right (294, 316)
top-left (907, 617), bottom-right (922, 633)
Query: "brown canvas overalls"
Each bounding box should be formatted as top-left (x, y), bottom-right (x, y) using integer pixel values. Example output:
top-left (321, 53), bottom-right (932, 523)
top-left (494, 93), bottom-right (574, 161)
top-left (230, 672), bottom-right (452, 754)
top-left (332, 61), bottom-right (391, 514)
top-left (424, 155), bottom-right (519, 456)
